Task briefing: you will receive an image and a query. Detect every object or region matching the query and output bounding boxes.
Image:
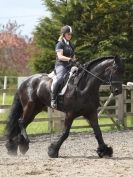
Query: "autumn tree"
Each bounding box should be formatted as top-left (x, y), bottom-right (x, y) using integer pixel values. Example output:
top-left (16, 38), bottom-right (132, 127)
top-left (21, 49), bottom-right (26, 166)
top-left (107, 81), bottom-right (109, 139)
top-left (0, 21), bottom-right (33, 76)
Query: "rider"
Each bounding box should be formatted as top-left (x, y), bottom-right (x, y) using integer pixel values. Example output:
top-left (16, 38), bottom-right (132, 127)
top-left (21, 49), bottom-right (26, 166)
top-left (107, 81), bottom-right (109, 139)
top-left (51, 25), bottom-right (75, 108)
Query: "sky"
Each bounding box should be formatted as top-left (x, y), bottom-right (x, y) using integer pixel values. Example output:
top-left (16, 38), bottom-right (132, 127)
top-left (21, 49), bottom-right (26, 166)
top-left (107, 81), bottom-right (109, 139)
top-left (0, 0), bottom-right (50, 36)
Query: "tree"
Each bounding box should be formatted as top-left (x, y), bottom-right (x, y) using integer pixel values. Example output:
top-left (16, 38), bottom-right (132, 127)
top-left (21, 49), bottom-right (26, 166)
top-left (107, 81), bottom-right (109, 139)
top-left (0, 21), bottom-right (33, 76)
top-left (31, 17), bottom-right (61, 73)
top-left (32, 0), bottom-right (133, 81)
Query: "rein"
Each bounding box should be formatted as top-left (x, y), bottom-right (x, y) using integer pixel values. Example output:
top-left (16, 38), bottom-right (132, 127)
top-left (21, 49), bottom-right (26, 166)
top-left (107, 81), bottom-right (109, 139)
top-left (79, 64), bottom-right (107, 83)
top-left (78, 61), bottom-right (122, 85)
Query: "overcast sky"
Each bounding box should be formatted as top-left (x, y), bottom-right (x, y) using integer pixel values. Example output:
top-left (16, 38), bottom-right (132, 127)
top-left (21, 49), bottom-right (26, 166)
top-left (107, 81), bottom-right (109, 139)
top-left (0, 0), bottom-right (50, 36)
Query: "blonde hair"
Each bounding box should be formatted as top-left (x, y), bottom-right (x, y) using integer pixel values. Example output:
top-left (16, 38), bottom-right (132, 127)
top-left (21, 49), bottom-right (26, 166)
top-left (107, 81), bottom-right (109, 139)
top-left (58, 34), bottom-right (63, 42)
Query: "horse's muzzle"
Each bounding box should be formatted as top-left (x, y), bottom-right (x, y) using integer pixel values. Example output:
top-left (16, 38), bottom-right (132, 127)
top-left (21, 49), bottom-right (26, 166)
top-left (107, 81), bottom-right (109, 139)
top-left (111, 86), bottom-right (122, 96)
top-left (114, 88), bottom-right (121, 95)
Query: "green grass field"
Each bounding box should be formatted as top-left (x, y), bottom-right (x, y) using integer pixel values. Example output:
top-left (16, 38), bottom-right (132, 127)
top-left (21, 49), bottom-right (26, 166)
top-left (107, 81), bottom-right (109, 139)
top-left (0, 94), bottom-right (133, 137)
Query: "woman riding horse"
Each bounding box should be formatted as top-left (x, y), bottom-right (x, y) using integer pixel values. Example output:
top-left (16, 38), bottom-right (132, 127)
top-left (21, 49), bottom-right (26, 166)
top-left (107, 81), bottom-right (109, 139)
top-left (51, 25), bottom-right (76, 108)
top-left (6, 56), bottom-right (124, 158)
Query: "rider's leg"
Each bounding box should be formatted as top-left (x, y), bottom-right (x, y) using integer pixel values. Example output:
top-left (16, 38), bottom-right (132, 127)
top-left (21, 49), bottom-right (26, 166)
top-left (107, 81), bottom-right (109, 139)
top-left (51, 81), bottom-right (60, 108)
top-left (51, 64), bottom-right (68, 108)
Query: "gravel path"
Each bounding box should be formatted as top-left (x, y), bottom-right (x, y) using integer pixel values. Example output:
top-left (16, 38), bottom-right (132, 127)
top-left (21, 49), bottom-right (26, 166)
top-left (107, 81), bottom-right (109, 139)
top-left (0, 130), bottom-right (133, 177)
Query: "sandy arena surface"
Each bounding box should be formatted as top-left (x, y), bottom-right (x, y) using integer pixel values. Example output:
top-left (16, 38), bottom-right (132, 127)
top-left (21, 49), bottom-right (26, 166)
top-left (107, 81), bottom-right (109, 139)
top-left (0, 130), bottom-right (133, 177)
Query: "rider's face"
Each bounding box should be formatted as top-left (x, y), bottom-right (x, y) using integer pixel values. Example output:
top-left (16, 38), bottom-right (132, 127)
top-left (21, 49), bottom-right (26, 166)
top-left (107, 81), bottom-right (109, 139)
top-left (64, 33), bottom-right (72, 41)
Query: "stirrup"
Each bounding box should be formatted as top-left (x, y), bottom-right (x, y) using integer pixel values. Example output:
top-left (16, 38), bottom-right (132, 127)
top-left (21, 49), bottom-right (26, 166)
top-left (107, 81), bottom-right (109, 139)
top-left (51, 100), bottom-right (57, 109)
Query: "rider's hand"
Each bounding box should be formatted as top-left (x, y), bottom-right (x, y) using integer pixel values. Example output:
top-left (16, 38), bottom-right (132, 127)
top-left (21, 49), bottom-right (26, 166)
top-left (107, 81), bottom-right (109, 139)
top-left (72, 58), bottom-right (78, 63)
top-left (69, 57), bottom-right (77, 64)
top-left (69, 58), bottom-right (81, 67)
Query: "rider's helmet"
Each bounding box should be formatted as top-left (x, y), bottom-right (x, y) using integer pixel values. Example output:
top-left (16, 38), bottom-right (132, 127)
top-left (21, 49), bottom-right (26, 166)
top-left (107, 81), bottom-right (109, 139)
top-left (61, 25), bottom-right (73, 35)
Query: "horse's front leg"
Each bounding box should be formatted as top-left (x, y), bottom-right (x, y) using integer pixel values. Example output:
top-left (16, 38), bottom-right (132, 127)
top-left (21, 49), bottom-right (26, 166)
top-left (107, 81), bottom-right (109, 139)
top-left (85, 112), bottom-right (113, 158)
top-left (48, 112), bottom-right (76, 158)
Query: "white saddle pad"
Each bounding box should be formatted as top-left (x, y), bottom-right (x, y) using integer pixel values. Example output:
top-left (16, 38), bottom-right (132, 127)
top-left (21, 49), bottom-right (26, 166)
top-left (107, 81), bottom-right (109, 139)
top-left (48, 66), bottom-right (78, 95)
top-left (48, 71), bottom-right (55, 79)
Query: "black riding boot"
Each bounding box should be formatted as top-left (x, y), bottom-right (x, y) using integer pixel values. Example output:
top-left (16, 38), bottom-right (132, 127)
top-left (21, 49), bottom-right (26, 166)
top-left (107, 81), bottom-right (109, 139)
top-left (51, 92), bottom-right (57, 109)
top-left (51, 81), bottom-right (60, 108)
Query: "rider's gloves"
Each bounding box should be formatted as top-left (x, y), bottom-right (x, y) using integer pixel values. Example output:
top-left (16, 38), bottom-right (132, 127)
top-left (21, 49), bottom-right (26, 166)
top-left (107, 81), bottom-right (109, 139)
top-left (69, 58), bottom-right (78, 64)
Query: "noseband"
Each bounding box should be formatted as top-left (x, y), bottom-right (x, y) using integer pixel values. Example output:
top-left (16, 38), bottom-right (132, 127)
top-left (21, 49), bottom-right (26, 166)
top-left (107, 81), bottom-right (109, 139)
top-left (108, 65), bottom-right (122, 85)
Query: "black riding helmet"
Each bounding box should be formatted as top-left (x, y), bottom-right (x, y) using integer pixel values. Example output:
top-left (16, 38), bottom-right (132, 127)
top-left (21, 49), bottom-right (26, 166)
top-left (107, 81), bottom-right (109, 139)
top-left (61, 25), bottom-right (72, 36)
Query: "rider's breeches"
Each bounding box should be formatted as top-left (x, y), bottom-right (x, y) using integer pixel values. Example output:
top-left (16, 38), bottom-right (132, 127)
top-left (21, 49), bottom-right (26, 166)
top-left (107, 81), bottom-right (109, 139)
top-left (52, 64), bottom-right (68, 96)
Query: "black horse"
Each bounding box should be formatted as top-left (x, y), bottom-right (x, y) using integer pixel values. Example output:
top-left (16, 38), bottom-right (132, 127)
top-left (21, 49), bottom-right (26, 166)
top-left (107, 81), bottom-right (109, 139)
top-left (6, 56), bottom-right (124, 158)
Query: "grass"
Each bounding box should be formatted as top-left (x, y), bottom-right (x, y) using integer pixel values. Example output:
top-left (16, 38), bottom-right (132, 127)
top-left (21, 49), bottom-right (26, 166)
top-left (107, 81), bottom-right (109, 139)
top-left (0, 94), bottom-right (133, 137)
top-left (0, 94), bottom-right (14, 105)
top-left (0, 110), bottom-right (120, 137)
top-left (27, 122), bottom-right (49, 135)
top-left (71, 117), bottom-right (119, 133)
top-left (0, 111), bottom-right (49, 136)
top-left (1, 111), bottom-right (133, 137)
top-left (124, 116), bottom-right (133, 127)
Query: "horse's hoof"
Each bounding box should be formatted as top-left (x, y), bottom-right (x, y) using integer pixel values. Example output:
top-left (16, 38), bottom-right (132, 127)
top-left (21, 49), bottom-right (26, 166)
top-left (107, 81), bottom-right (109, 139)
top-left (19, 144), bottom-right (29, 155)
top-left (18, 134), bottom-right (29, 155)
top-left (7, 150), bottom-right (17, 156)
top-left (48, 144), bottom-right (59, 158)
top-left (5, 141), bottom-right (18, 156)
top-left (97, 145), bottom-right (113, 158)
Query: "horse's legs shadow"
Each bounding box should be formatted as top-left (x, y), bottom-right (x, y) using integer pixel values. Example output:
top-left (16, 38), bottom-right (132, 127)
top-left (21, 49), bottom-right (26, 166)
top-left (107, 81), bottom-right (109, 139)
top-left (60, 155), bottom-right (133, 160)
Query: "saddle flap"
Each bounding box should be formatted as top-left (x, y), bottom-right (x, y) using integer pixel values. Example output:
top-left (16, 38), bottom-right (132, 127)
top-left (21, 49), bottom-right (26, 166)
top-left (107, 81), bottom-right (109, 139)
top-left (59, 66), bottom-right (78, 95)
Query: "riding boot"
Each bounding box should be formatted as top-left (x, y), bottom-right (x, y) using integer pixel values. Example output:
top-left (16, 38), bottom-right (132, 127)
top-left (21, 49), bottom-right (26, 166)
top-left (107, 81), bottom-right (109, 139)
top-left (51, 92), bottom-right (57, 109)
top-left (51, 77), bottom-right (61, 108)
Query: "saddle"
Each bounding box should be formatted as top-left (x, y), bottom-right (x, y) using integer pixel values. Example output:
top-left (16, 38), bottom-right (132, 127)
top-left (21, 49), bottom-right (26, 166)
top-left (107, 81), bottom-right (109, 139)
top-left (48, 66), bottom-right (78, 96)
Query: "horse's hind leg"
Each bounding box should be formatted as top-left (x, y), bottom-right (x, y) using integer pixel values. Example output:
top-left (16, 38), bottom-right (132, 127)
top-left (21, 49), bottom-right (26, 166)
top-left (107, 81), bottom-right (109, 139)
top-left (48, 112), bottom-right (76, 158)
top-left (18, 101), bottom-right (37, 154)
top-left (85, 112), bottom-right (113, 158)
top-left (6, 125), bottom-right (20, 155)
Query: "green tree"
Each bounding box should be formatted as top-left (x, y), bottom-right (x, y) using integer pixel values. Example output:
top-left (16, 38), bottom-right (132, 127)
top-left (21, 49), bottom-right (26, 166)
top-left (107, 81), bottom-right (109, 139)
top-left (32, 17), bottom-right (61, 72)
top-left (32, 0), bottom-right (133, 81)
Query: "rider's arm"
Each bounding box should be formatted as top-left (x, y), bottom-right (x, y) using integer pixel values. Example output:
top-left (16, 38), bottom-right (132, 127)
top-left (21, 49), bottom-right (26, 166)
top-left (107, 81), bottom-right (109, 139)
top-left (56, 49), bottom-right (71, 62)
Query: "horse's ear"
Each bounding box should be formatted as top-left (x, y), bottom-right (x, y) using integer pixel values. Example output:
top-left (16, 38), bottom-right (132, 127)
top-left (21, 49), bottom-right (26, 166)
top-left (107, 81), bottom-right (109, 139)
top-left (114, 55), bottom-right (125, 72)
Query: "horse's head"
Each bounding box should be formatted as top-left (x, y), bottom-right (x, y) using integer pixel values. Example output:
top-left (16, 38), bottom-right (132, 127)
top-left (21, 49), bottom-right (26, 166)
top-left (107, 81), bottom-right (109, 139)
top-left (105, 56), bottom-right (125, 96)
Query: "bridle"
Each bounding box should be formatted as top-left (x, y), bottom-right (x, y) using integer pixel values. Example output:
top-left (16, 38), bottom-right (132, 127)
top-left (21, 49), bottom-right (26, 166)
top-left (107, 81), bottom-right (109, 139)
top-left (107, 64), bottom-right (122, 85)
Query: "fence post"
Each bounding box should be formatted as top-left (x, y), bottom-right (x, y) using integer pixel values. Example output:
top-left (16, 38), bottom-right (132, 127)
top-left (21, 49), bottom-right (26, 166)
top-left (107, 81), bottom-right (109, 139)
top-left (2, 76), bottom-right (7, 105)
top-left (53, 110), bottom-right (65, 132)
top-left (130, 87), bottom-right (133, 126)
top-left (48, 108), bottom-right (65, 132)
top-left (48, 107), bottom-right (53, 133)
top-left (115, 89), bottom-right (124, 125)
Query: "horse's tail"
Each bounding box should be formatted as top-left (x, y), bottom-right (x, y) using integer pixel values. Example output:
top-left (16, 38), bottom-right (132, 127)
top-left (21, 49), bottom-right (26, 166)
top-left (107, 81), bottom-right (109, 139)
top-left (6, 91), bottom-right (23, 139)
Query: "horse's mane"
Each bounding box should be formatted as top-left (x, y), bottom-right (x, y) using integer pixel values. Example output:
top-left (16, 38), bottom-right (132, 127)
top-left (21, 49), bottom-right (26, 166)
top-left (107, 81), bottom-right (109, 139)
top-left (84, 56), bottom-right (115, 69)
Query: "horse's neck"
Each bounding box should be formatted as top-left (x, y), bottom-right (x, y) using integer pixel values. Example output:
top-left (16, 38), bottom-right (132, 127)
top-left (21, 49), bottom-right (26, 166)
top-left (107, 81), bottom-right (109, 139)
top-left (79, 59), bottom-right (113, 95)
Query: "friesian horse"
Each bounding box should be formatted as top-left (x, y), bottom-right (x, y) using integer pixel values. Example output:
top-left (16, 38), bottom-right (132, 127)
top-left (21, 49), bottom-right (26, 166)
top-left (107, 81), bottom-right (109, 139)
top-left (6, 56), bottom-right (124, 158)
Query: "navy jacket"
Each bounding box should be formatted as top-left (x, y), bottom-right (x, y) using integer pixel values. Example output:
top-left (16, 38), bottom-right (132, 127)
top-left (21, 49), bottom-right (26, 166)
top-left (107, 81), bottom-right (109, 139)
top-left (55, 39), bottom-right (74, 66)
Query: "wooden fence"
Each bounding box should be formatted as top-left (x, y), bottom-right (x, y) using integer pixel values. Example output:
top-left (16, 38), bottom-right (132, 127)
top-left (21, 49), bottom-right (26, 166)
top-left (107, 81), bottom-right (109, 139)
top-left (1, 84), bottom-right (133, 133)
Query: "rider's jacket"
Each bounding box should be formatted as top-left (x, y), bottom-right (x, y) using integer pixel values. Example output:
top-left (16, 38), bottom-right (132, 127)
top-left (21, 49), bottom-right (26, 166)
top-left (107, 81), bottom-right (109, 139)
top-left (55, 38), bottom-right (74, 67)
